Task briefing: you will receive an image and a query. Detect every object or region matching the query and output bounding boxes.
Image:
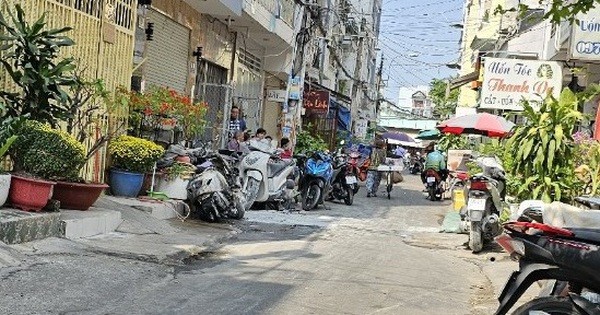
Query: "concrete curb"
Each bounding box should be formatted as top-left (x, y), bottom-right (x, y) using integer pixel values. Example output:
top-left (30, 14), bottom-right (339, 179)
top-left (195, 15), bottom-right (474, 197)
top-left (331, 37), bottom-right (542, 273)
top-left (78, 229), bottom-right (239, 265)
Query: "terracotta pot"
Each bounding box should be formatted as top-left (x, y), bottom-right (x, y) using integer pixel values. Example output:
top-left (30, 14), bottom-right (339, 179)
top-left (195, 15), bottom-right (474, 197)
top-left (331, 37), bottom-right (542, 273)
top-left (53, 181), bottom-right (109, 210)
top-left (9, 175), bottom-right (56, 212)
top-left (175, 155), bottom-right (191, 164)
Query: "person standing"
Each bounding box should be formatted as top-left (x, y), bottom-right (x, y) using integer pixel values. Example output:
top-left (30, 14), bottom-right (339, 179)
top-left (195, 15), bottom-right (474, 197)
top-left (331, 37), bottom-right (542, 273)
top-left (228, 106), bottom-right (246, 138)
top-left (366, 139), bottom-right (387, 197)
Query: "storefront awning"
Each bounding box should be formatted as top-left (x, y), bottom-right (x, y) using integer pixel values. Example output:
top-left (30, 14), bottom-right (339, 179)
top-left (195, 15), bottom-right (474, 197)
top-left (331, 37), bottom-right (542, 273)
top-left (449, 71), bottom-right (479, 90)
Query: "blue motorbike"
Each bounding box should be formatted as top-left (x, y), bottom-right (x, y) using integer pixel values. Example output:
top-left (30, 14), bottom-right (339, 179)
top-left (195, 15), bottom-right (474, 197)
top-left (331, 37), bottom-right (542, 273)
top-left (299, 152), bottom-right (333, 211)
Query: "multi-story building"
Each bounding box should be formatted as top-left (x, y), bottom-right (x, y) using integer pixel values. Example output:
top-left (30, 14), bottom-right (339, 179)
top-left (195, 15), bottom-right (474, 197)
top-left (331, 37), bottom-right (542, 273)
top-left (453, 0), bottom-right (600, 135)
top-left (451, 0), bottom-right (518, 109)
top-left (135, 0), bottom-right (300, 142)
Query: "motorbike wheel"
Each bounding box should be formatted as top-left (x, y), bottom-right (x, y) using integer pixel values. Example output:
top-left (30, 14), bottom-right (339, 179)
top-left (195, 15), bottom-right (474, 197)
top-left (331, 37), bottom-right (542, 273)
top-left (469, 222), bottom-right (483, 253)
top-left (512, 296), bottom-right (581, 315)
top-left (243, 178), bottom-right (260, 211)
top-left (232, 196), bottom-right (245, 220)
top-left (344, 187), bottom-right (354, 205)
top-left (195, 200), bottom-right (217, 223)
top-left (352, 183), bottom-right (359, 194)
top-left (302, 184), bottom-right (321, 211)
top-left (428, 186), bottom-right (436, 201)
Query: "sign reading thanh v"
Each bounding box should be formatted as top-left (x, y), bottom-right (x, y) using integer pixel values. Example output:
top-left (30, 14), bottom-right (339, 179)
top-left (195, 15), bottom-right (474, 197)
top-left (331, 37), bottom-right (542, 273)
top-left (480, 58), bottom-right (562, 111)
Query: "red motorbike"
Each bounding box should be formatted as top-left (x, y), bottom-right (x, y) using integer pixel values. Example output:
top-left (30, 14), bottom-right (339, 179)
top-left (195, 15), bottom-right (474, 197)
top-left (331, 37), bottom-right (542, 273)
top-left (348, 151), bottom-right (369, 194)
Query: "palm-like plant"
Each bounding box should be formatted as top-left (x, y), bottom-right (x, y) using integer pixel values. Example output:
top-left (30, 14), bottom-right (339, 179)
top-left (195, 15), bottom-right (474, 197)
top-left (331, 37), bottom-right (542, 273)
top-left (506, 88), bottom-right (586, 202)
top-left (0, 4), bottom-right (79, 127)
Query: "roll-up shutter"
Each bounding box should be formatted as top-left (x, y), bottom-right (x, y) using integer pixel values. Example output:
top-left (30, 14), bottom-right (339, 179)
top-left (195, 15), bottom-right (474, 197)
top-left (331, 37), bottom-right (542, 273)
top-left (145, 10), bottom-right (190, 93)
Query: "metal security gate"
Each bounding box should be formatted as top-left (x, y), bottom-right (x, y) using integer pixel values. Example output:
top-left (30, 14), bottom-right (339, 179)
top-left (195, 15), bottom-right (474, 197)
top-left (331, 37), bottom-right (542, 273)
top-left (303, 110), bottom-right (338, 151)
top-left (195, 60), bottom-right (231, 144)
top-left (235, 49), bottom-right (264, 134)
top-left (145, 9), bottom-right (190, 93)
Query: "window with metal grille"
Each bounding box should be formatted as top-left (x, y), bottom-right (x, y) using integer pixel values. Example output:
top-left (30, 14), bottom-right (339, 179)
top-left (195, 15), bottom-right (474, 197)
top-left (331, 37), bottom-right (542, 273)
top-left (238, 49), bottom-right (262, 73)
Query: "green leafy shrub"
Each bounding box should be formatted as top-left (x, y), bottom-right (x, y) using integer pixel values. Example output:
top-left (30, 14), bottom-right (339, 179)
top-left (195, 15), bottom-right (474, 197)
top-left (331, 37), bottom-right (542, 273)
top-left (506, 88), bottom-right (585, 202)
top-left (161, 162), bottom-right (195, 181)
top-left (11, 121), bottom-right (86, 180)
top-left (108, 135), bottom-right (164, 173)
top-left (295, 124), bottom-right (328, 154)
top-left (437, 134), bottom-right (471, 152)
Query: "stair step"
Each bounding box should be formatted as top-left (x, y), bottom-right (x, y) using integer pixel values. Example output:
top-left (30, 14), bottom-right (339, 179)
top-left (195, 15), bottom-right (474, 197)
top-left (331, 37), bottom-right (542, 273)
top-left (0, 209), bottom-right (61, 244)
top-left (60, 208), bottom-right (122, 239)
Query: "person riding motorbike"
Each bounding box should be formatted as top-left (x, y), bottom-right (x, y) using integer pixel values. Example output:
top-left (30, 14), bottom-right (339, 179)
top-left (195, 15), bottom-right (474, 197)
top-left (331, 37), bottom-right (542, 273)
top-left (421, 143), bottom-right (448, 188)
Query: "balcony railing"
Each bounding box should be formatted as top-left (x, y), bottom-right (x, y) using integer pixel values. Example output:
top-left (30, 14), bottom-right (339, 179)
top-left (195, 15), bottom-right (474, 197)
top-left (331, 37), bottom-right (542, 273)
top-left (254, 0), bottom-right (295, 26)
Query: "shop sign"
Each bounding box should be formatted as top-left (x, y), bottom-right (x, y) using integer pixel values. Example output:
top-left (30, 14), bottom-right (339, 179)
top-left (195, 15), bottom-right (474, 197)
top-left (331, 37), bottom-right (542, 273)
top-left (267, 89), bottom-right (286, 102)
top-left (303, 90), bottom-right (330, 113)
top-left (570, 6), bottom-right (600, 60)
top-left (288, 76), bottom-right (301, 100)
top-left (480, 58), bottom-right (562, 111)
top-left (354, 119), bottom-right (368, 139)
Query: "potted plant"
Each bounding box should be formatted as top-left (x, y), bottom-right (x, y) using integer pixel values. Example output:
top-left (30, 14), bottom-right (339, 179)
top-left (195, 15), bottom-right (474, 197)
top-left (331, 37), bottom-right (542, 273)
top-left (156, 162), bottom-right (196, 200)
top-left (50, 77), bottom-right (128, 210)
top-left (9, 121), bottom-right (87, 211)
top-left (108, 135), bottom-right (164, 197)
top-left (123, 87), bottom-right (208, 145)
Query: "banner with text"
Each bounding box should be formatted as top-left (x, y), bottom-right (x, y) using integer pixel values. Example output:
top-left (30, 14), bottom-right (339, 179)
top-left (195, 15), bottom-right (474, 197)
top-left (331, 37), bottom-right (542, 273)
top-left (303, 90), bottom-right (330, 113)
top-left (570, 6), bottom-right (600, 60)
top-left (480, 58), bottom-right (562, 110)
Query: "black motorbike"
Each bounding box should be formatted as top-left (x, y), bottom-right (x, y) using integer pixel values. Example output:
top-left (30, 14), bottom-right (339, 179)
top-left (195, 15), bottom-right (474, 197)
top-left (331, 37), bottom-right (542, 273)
top-left (494, 220), bottom-right (600, 315)
top-left (410, 156), bottom-right (424, 175)
top-left (327, 153), bottom-right (355, 205)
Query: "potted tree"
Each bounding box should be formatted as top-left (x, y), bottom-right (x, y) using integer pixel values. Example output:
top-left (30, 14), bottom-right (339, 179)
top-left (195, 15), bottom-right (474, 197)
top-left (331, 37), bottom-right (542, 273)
top-left (9, 121), bottom-right (87, 211)
top-left (156, 162), bottom-right (196, 200)
top-left (50, 77), bottom-right (128, 210)
top-left (108, 135), bottom-right (164, 197)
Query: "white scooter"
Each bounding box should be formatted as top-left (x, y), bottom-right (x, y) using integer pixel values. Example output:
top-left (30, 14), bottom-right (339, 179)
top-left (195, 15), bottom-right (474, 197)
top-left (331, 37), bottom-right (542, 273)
top-left (239, 139), bottom-right (296, 210)
top-left (461, 155), bottom-right (506, 253)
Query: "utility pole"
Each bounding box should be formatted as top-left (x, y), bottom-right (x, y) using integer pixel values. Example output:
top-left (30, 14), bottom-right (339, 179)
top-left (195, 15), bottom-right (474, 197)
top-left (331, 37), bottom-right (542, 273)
top-left (350, 34), bottom-right (364, 132)
top-left (375, 53), bottom-right (384, 115)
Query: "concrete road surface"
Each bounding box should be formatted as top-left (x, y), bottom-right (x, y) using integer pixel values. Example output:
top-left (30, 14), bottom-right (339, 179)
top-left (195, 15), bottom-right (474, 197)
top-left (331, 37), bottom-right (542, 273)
top-left (0, 174), bottom-right (522, 315)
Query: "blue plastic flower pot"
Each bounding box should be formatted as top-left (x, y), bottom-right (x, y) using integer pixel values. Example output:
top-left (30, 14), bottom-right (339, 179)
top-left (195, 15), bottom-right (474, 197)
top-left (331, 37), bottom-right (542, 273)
top-left (109, 169), bottom-right (144, 197)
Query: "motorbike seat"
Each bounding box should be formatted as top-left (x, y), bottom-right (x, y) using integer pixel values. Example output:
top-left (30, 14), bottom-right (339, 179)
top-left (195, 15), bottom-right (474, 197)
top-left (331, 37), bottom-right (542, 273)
top-left (543, 202), bottom-right (600, 229)
top-left (569, 228), bottom-right (600, 244)
top-left (268, 159), bottom-right (294, 176)
top-left (575, 196), bottom-right (600, 210)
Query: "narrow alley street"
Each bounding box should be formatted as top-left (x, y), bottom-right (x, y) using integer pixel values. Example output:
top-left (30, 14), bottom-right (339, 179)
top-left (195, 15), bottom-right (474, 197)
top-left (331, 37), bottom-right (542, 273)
top-left (0, 174), bottom-right (516, 315)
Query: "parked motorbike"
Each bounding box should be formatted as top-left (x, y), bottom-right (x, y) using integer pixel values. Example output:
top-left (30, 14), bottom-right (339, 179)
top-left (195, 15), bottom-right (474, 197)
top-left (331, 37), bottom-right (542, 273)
top-left (494, 220), bottom-right (600, 315)
top-left (299, 151), bottom-right (333, 210)
top-left (462, 155), bottom-right (506, 253)
top-left (348, 149), bottom-right (369, 193)
top-left (423, 168), bottom-right (444, 201)
top-left (239, 139), bottom-right (296, 210)
top-left (328, 150), bottom-right (355, 206)
top-left (410, 156), bottom-right (424, 175)
top-left (186, 147), bottom-right (246, 222)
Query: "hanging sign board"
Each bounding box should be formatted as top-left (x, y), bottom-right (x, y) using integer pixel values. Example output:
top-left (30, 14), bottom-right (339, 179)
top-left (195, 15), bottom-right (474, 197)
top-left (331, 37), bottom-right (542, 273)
top-left (570, 6), bottom-right (600, 60)
top-left (480, 58), bottom-right (562, 111)
top-left (267, 89), bottom-right (286, 102)
top-left (303, 90), bottom-right (330, 113)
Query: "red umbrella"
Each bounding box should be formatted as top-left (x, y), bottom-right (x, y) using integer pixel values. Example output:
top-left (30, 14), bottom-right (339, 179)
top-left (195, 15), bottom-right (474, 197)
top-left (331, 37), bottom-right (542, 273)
top-left (437, 113), bottom-right (515, 138)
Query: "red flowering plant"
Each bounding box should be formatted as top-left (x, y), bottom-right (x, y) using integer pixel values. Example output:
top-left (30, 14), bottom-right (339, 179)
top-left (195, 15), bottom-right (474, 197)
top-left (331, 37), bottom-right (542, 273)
top-left (120, 87), bottom-right (208, 143)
